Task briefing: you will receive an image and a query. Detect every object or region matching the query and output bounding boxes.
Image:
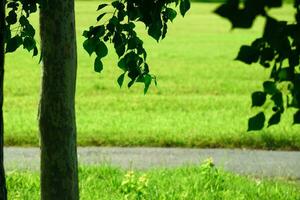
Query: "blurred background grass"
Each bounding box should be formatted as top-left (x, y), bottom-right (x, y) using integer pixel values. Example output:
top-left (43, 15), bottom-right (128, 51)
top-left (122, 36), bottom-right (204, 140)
top-left (4, 2), bottom-right (300, 149)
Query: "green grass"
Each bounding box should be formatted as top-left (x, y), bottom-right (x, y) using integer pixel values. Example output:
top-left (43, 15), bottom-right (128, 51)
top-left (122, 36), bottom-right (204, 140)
top-left (7, 161), bottom-right (300, 199)
top-left (4, 2), bottom-right (300, 149)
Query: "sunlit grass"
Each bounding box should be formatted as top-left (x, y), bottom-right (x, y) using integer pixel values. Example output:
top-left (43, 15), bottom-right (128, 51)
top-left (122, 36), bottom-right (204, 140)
top-left (4, 2), bottom-right (300, 149)
top-left (7, 162), bottom-right (300, 199)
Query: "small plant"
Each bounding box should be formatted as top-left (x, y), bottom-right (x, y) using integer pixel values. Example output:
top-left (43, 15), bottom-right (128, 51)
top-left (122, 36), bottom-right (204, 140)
top-left (120, 170), bottom-right (149, 200)
top-left (199, 158), bottom-right (226, 198)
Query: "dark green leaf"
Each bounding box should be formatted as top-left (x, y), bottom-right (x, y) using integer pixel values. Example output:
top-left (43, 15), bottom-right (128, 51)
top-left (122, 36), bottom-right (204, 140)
top-left (94, 57), bottom-right (103, 73)
top-left (162, 24), bottom-right (168, 39)
top-left (289, 50), bottom-right (299, 67)
top-left (97, 3), bottom-right (108, 11)
top-left (93, 25), bottom-right (106, 37)
top-left (4, 25), bottom-right (11, 42)
top-left (83, 38), bottom-right (97, 56)
top-left (265, 0), bottom-right (282, 8)
top-left (128, 38), bottom-right (137, 50)
top-left (148, 21), bottom-right (162, 41)
top-left (268, 111), bottom-right (281, 127)
top-left (82, 30), bottom-right (90, 38)
top-left (236, 45), bottom-right (259, 64)
top-left (271, 92), bottom-right (283, 108)
top-left (261, 47), bottom-right (275, 62)
top-left (23, 36), bottom-right (36, 52)
top-left (117, 10), bottom-right (126, 21)
top-left (6, 10), bottom-right (17, 25)
top-left (7, 2), bottom-right (19, 10)
top-left (95, 41), bottom-right (108, 58)
top-left (118, 57), bottom-right (127, 71)
top-left (33, 46), bottom-right (38, 57)
top-left (111, 1), bottom-right (125, 10)
top-left (6, 35), bottom-right (22, 53)
top-left (97, 13), bottom-right (106, 22)
top-left (128, 79), bottom-right (135, 88)
top-left (23, 23), bottom-right (35, 37)
top-left (165, 8), bottom-right (177, 22)
top-left (115, 44), bottom-right (126, 58)
top-left (19, 16), bottom-right (29, 26)
top-left (180, 0), bottom-right (191, 17)
top-left (248, 112), bottom-right (265, 131)
top-left (278, 68), bottom-right (292, 81)
top-left (293, 110), bottom-right (300, 124)
top-left (263, 81), bottom-right (277, 95)
top-left (117, 73), bottom-right (125, 88)
top-left (251, 91), bottom-right (266, 107)
top-left (144, 74), bottom-right (152, 94)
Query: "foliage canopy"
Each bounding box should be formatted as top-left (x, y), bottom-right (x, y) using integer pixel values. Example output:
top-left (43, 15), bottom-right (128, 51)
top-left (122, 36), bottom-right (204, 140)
top-left (216, 0), bottom-right (300, 130)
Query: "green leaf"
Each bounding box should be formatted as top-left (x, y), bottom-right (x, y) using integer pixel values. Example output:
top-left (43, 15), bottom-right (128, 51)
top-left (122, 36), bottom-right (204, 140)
top-left (148, 21), bottom-right (162, 41)
top-left (118, 57), bottom-right (127, 71)
top-left (97, 13), bottom-right (106, 22)
top-left (268, 111), bottom-right (281, 127)
top-left (260, 47), bottom-right (275, 62)
top-left (94, 57), bottom-right (103, 73)
top-left (23, 23), bottom-right (35, 37)
top-left (265, 0), bottom-right (282, 8)
top-left (162, 24), bottom-right (168, 39)
top-left (165, 8), bottom-right (177, 22)
top-left (128, 38), bottom-right (137, 50)
top-left (144, 74), bottom-right (152, 94)
top-left (95, 41), bottom-right (108, 58)
top-left (235, 45), bottom-right (259, 64)
top-left (128, 79), bottom-right (135, 88)
top-left (6, 10), bottom-right (17, 25)
top-left (271, 92), bottom-right (283, 108)
top-left (23, 37), bottom-right (36, 52)
top-left (248, 112), bottom-right (265, 131)
top-left (82, 30), bottom-right (90, 38)
top-left (263, 81), bottom-right (277, 95)
top-left (293, 110), bottom-right (300, 124)
top-left (83, 38), bottom-right (97, 56)
top-left (115, 44), bottom-right (126, 58)
top-left (7, 2), bottom-right (19, 10)
top-left (180, 0), bottom-right (191, 17)
top-left (6, 35), bottom-right (22, 53)
top-left (111, 1), bottom-right (125, 10)
top-left (33, 46), bottom-right (38, 57)
top-left (97, 3), bottom-right (108, 11)
top-left (19, 16), bottom-right (29, 26)
top-left (251, 91), bottom-right (266, 107)
top-left (278, 68), bottom-right (292, 81)
top-left (93, 25), bottom-right (106, 38)
top-left (117, 73), bottom-right (125, 88)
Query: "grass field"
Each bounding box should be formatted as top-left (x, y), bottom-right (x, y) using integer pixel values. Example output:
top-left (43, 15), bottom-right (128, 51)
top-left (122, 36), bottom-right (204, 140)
top-left (4, 2), bottom-right (300, 149)
top-left (6, 161), bottom-right (300, 199)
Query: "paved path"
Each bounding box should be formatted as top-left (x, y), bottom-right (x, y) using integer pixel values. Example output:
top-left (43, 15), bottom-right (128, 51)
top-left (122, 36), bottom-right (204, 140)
top-left (4, 147), bottom-right (300, 178)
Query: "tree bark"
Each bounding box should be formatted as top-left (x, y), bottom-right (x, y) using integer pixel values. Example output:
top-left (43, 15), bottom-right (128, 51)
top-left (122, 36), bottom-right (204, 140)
top-left (0, 0), bottom-right (7, 199)
top-left (39, 0), bottom-right (79, 199)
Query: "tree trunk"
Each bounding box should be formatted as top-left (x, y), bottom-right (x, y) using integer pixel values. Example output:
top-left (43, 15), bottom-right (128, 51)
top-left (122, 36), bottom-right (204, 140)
top-left (0, 0), bottom-right (7, 199)
top-left (39, 0), bottom-right (79, 199)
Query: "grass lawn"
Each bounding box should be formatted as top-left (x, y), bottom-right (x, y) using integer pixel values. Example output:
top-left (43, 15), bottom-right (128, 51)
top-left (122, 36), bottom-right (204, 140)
top-left (7, 161), bottom-right (300, 199)
top-left (4, 2), bottom-right (300, 149)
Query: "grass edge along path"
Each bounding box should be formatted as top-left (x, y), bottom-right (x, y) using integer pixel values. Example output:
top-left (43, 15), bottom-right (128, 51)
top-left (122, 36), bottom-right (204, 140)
top-left (7, 160), bottom-right (300, 200)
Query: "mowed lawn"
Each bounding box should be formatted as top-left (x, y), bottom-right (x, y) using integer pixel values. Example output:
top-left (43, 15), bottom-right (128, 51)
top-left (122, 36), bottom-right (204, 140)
top-left (4, 2), bottom-right (300, 149)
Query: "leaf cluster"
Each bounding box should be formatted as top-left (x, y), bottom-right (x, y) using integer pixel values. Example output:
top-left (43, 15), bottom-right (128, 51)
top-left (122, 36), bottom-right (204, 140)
top-left (216, 0), bottom-right (300, 130)
top-left (83, 0), bottom-right (190, 94)
top-left (5, 0), bottom-right (39, 56)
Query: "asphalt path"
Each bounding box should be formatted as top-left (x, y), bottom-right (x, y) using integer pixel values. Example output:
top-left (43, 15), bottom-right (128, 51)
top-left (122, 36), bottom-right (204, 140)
top-left (4, 147), bottom-right (300, 178)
